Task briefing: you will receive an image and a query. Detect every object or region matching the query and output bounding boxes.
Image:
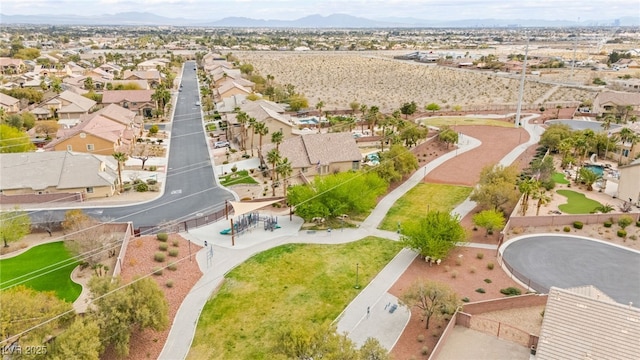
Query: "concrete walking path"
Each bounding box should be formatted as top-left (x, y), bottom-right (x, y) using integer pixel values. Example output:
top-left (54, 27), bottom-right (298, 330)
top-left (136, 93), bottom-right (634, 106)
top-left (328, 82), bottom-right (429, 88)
top-left (159, 115), bottom-right (542, 359)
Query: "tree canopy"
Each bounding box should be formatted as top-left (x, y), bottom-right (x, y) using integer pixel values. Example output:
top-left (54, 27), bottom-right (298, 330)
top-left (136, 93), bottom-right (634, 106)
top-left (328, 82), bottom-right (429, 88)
top-left (287, 171), bottom-right (388, 221)
top-left (470, 163), bottom-right (520, 212)
top-left (375, 144), bottom-right (419, 183)
top-left (400, 210), bottom-right (466, 260)
top-left (472, 209), bottom-right (505, 236)
top-left (400, 280), bottom-right (459, 329)
top-left (0, 124), bottom-right (36, 153)
top-left (0, 207), bottom-right (31, 247)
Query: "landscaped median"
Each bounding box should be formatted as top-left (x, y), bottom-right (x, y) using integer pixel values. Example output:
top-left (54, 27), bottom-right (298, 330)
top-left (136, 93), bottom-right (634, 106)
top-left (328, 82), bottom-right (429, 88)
top-left (188, 237), bottom-right (403, 359)
top-left (0, 242), bottom-right (81, 302)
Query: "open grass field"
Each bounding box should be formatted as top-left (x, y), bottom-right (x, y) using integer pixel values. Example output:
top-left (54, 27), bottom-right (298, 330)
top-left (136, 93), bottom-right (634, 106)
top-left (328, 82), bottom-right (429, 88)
top-left (379, 183), bottom-right (473, 231)
top-left (0, 241), bottom-right (81, 302)
top-left (552, 172), bottom-right (570, 184)
top-left (188, 237), bottom-right (403, 360)
top-left (419, 117), bottom-right (515, 128)
top-left (220, 170), bottom-right (259, 186)
top-left (557, 189), bottom-right (602, 214)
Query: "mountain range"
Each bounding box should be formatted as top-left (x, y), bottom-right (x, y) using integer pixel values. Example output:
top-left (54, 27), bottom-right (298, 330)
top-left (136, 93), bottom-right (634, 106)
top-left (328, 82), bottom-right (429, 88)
top-left (1, 12), bottom-right (637, 27)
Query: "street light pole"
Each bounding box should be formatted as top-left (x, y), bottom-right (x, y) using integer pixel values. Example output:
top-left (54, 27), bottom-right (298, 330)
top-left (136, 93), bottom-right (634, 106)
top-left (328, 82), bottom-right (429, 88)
top-left (354, 263), bottom-right (360, 289)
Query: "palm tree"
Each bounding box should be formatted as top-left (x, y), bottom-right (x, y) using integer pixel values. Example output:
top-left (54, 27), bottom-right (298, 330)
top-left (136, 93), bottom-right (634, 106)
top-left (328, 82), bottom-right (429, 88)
top-left (248, 117), bottom-right (256, 157)
top-left (618, 127), bottom-right (638, 163)
top-left (235, 110), bottom-right (249, 151)
top-left (84, 77), bottom-right (94, 91)
top-left (152, 85), bottom-right (171, 116)
top-left (276, 157), bottom-right (293, 198)
top-left (112, 152), bottom-right (128, 193)
top-left (532, 189), bottom-right (552, 216)
top-left (315, 100), bottom-right (325, 119)
top-left (518, 178), bottom-right (539, 216)
top-left (271, 130), bottom-right (283, 153)
top-left (267, 149), bottom-right (281, 195)
top-left (349, 101), bottom-right (359, 115)
top-left (578, 167), bottom-right (599, 191)
top-left (254, 122), bottom-right (269, 158)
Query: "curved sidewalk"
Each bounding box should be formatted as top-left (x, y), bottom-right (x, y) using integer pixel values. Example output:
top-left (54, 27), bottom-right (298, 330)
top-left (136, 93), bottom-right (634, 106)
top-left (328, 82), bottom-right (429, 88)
top-left (159, 115), bottom-right (542, 359)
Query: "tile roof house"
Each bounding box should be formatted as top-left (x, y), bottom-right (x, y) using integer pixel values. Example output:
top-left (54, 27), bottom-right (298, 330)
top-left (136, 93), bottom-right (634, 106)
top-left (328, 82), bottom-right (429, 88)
top-left (101, 90), bottom-right (155, 118)
top-left (92, 103), bottom-right (142, 136)
top-left (0, 92), bottom-right (20, 114)
top-left (136, 58), bottom-right (170, 71)
top-left (216, 79), bottom-right (252, 100)
top-left (122, 69), bottom-right (162, 88)
top-left (261, 132), bottom-right (361, 178)
top-left (45, 90), bottom-right (97, 120)
top-left (535, 286), bottom-right (640, 360)
top-left (593, 91), bottom-right (640, 115)
top-left (45, 109), bottom-right (134, 155)
top-left (226, 100), bottom-right (295, 146)
top-left (0, 151), bottom-right (118, 201)
top-left (0, 57), bottom-right (26, 74)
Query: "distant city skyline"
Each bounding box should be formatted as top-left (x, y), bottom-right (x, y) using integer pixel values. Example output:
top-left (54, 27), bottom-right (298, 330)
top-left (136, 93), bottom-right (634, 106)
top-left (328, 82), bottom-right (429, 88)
top-left (1, 0), bottom-right (638, 21)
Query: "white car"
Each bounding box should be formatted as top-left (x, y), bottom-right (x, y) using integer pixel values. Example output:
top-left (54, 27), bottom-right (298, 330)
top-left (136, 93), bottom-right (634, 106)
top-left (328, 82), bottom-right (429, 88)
top-left (195, 101), bottom-right (201, 106)
top-left (214, 141), bottom-right (230, 148)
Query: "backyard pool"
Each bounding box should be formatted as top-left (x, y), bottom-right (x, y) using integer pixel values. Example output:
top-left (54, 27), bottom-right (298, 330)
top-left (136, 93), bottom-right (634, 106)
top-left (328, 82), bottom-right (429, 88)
top-left (297, 117), bottom-right (319, 125)
top-left (584, 164), bottom-right (604, 177)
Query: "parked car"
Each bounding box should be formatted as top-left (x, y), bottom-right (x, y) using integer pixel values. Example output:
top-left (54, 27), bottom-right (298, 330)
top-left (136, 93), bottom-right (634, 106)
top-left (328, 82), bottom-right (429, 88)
top-left (195, 101), bottom-right (201, 106)
top-left (214, 141), bottom-right (230, 148)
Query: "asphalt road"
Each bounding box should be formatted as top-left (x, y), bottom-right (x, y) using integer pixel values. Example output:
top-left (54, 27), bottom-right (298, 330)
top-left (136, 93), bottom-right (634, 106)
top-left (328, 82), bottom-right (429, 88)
top-left (32, 61), bottom-right (235, 229)
top-left (502, 235), bottom-right (640, 305)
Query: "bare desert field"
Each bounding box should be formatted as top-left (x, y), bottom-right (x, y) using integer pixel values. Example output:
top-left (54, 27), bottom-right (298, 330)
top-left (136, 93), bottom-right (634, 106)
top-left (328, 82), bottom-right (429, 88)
top-left (234, 50), bottom-right (617, 113)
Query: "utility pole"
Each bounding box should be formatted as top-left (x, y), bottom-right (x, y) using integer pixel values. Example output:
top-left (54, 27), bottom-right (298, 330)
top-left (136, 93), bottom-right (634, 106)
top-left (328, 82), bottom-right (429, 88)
top-left (515, 34), bottom-right (529, 128)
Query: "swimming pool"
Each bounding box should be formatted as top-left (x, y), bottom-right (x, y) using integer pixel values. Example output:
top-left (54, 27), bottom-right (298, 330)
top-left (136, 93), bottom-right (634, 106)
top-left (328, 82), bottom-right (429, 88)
top-left (584, 164), bottom-right (604, 177)
top-left (297, 117), bottom-right (319, 125)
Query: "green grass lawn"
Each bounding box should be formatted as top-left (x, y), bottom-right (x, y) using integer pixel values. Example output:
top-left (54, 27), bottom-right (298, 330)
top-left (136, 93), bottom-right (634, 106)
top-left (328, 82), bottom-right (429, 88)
top-left (220, 170), bottom-right (258, 186)
top-left (556, 189), bottom-right (603, 214)
top-left (188, 237), bottom-right (403, 360)
top-left (379, 183), bottom-right (473, 231)
top-left (0, 241), bottom-right (81, 302)
top-left (420, 117), bottom-right (515, 128)
top-left (552, 172), bottom-right (570, 184)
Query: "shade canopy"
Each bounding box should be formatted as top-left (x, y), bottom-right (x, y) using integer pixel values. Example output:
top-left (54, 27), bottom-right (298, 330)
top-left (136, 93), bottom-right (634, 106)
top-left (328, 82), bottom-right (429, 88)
top-left (229, 199), bottom-right (282, 217)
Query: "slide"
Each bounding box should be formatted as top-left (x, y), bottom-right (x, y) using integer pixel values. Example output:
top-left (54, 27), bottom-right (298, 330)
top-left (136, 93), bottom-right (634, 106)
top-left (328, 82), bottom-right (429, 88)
top-left (219, 228), bottom-right (232, 235)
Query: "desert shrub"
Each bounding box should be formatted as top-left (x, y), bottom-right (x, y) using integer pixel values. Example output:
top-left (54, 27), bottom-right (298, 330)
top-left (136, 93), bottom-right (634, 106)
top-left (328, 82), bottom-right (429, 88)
top-left (487, 262), bottom-right (495, 270)
top-left (630, 235), bottom-right (637, 241)
top-left (149, 165), bottom-right (157, 171)
top-left (159, 243), bottom-right (168, 251)
top-left (166, 280), bottom-right (174, 288)
top-left (152, 267), bottom-right (163, 275)
top-left (146, 179), bottom-right (157, 185)
top-left (135, 182), bottom-right (149, 192)
top-left (469, 266), bottom-right (476, 274)
top-left (444, 265), bottom-right (450, 272)
top-left (604, 221), bottom-right (613, 228)
top-left (421, 346), bottom-right (430, 355)
top-left (417, 334), bottom-right (425, 343)
top-left (475, 288), bottom-right (486, 294)
top-left (618, 215), bottom-right (633, 229)
top-left (484, 278), bottom-right (492, 283)
top-left (476, 252), bottom-right (484, 259)
top-left (617, 229), bottom-right (627, 238)
top-left (563, 226), bottom-right (571, 232)
top-left (573, 221), bottom-right (583, 229)
top-left (168, 262), bottom-right (178, 271)
top-left (172, 239), bottom-right (180, 247)
top-left (455, 258), bottom-right (462, 266)
top-left (500, 287), bottom-right (522, 296)
top-left (461, 297), bottom-right (470, 302)
top-left (168, 248), bottom-right (179, 257)
top-left (451, 270), bottom-right (458, 279)
top-left (157, 233), bottom-right (168, 241)
top-left (154, 252), bottom-right (166, 262)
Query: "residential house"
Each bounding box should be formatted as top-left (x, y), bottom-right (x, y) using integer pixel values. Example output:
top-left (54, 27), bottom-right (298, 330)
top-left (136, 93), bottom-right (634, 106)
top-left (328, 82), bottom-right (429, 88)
top-left (611, 78), bottom-right (640, 92)
top-left (44, 90), bottom-right (97, 120)
top-left (613, 58), bottom-right (640, 69)
top-left (92, 103), bottom-right (143, 137)
top-left (86, 67), bottom-right (115, 82)
top-left (592, 91), bottom-right (640, 116)
top-left (535, 286), bottom-right (639, 359)
top-left (0, 93), bottom-right (20, 114)
top-left (617, 158), bottom-right (640, 206)
top-left (101, 90), bottom-right (155, 118)
top-left (226, 100), bottom-right (295, 146)
top-left (216, 79), bottom-right (252, 100)
top-left (210, 67), bottom-right (242, 87)
top-left (122, 69), bottom-right (163, 88)
top-left (45, 110), bottom-right (134, 155)
top-left (261, 132), bottom-right (361, 179)
top-left (0, 151), bottom-right (118, 201)
top-left (215, 94), bottom-right (248, 114)
top-left (98, 63), bottom-right (122, 76)
top-left (66, 61), bottom-right (87, 76)
top-left (136, 58), bottom-right (169, 71)
top-left (105, 79), bottom-right (150, 90)
top-left (0, 57), bottom-right (26, 74)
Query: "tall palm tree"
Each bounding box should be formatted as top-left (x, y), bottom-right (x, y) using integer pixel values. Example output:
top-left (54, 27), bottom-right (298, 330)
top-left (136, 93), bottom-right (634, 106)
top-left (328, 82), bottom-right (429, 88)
top-left (151, 85), bottom-right (171, 116)
top-left (518, 178), bottom-right (539, 216)
top-left (271, 130), bottom-right (283, 153)
top-left (255, 122), bottom-right (269, 159)
top-left (235, 110), bottom-right (249, 151)
top-left (532, 188), bottom-right (551, 216)
top-left (276, 157), bottom-right (293, 198)
top-left (267, 149), bottom-right (281, 195)
top-left (315, 100), bottom-right (325, 119)
top-left (112, 152), bottom-right (128, 193)
top-left (248, 117), bottom-right (256, 157)
top-left (618, 127), bottom-right (637, 163)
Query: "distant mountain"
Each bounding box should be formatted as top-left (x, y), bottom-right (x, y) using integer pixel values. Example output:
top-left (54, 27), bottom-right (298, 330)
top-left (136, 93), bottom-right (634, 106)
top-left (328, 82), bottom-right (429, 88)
top-left (0, 12), bottom-right (637, 27)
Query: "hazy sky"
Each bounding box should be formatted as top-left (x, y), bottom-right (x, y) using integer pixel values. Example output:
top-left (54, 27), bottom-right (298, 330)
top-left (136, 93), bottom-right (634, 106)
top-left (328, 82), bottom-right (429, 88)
top-left (1, 0), bottom-right (638, 20)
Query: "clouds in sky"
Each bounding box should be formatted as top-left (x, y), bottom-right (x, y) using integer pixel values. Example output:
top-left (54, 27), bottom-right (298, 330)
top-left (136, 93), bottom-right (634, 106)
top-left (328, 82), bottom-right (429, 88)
top-left (1, 0), bottom-right (637, 20)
